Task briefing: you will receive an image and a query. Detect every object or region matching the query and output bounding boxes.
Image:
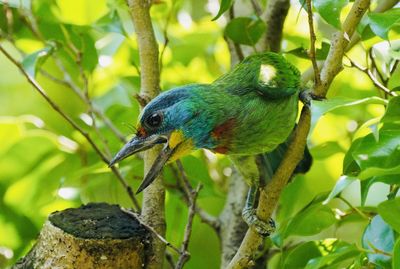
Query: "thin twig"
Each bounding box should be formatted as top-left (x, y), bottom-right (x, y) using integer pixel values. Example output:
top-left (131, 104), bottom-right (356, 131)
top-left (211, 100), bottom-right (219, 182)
top-left (250, 0), bottom-right (263, 16)
top-left (51, 56), bottom-right (127, 143)
top-left (165, 251), bottom-right (176, 269)
top-left (121, 208), bottom-right (182, 255)
top-left (0, 44), bottom-right (141, 212)
top-left (368, 47), bottom-right (387, 85)
top-left (346, 56), bottom-right (397, 96)
top-left (19, 7), bottom-right (127, 143)
top-left (174, 161), bottom-right (220, 230)
top-left (338, 196), bottom-right (369, 220)
top-left (175, 183), bottom-right (203, 269)
top-left (306, 0), bottom-right (321, 87)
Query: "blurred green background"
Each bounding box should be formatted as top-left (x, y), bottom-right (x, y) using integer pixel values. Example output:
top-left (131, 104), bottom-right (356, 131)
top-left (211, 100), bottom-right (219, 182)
top-left (0, 0), bottom-right (400, 268)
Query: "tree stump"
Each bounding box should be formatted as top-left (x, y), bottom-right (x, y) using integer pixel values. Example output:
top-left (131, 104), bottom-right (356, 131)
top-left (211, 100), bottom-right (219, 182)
top-left (13, 203), bottom-right (150, 269)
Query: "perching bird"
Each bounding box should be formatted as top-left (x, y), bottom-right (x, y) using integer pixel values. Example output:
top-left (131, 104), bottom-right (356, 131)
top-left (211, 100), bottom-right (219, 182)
top-left (109, 52), bottom-right (312, 235)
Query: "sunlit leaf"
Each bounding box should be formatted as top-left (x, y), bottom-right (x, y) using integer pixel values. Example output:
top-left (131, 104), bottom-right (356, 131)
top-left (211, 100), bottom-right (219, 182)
top-left (212, 0), bottom-right (233, 21)
top-left (343, 122), bottom-right (400, 180)
top-left (284, 204), bottom-right (336, 237)
top-left (362, 215), bottom-right (394, 268)
top-left (311, 96), bottom-right (387, 134)
top-left (323, 175), bottom-right (357, 205)
top-left (378, 198), bottom-right (400, 234)
top-left (314, 0), bottom-right (348, 29)
top-left (282, 241), bottom-right (321, 269)
top-left (311, 141), bottom-right (345, 160)
top-left (53, 0), bottom-right (109, 26)
top-left (305, 241), bottom-right (360, 269)
top-left (225, 17), bottom-right (266, 46)
top-left (368, 8), bottom-right (400, 39)
top-left (381, 96), bottom-right (400, 123)
top-left (22, 46), bottom-right (54, 77)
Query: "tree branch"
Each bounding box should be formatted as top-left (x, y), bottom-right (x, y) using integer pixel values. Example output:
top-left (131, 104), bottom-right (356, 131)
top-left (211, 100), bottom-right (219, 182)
top-left (346, 56), bottom-right (397, 96)
top-left (261, 0), bottom-right (290, 52)
top-left (227, 0), bottom-right (371, 267)
top-left (219, 170), bottom-right (249, 269)
top-left (126, 1), bottom-right (166, 269)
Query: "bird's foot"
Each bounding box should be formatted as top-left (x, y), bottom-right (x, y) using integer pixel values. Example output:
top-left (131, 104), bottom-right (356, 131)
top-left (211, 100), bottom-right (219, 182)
top-left (242, 207), bottom-right (275, 236)
top-left (299, 90), bottom-right (325, 107)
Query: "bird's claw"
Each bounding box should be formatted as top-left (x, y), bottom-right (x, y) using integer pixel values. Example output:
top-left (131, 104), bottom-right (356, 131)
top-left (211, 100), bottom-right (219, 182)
top-left (242, 208), bottom-right (275, 236)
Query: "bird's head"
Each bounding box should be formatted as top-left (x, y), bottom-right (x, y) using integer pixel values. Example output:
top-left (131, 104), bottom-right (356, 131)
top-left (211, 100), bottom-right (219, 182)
top-left (109, 85), bottom-right (202, 193)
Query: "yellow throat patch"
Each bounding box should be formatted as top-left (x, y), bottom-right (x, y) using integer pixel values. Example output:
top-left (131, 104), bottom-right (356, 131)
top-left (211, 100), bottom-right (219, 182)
top-left (168, 130), bottom-right (194, 163)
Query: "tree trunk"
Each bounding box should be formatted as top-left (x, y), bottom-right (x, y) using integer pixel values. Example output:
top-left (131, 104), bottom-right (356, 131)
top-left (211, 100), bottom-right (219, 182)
top-left (13, 203), bottom-right (150, 269)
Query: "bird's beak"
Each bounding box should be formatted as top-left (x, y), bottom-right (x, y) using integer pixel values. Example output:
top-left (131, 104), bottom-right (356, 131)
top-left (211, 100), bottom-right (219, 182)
top-left (109, 135), bottom-right (167, 167)
top-left (109, 134), bottom-right (177, 194)
top-left (135, 143), bottom-right (176, 194)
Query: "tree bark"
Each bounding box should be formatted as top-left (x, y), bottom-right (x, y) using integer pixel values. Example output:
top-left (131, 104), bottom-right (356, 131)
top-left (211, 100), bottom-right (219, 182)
top-left (126, 1), bottom-right (165, 268)
top-left (13, 203), bottom-right (150, 269)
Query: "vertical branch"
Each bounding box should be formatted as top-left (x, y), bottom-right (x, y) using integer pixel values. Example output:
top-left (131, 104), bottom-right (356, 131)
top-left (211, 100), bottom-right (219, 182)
top-left (126, 1), bottom-right (165, 269)
top-left (315, 0), bottom-right (371, 97)
top-left (261, 0), bottom-right (290, 52)
top-left (306, 0), bottom-right (321, 87)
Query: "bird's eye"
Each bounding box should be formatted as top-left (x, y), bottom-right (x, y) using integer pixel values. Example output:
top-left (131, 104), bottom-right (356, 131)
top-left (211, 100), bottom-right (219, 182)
top-left (146, 112), bottom-right (163, 128)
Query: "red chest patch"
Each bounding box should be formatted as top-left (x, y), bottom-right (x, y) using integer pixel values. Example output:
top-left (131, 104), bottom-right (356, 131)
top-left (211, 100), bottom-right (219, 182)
top-left (211, 118), bottom-right (235, 154)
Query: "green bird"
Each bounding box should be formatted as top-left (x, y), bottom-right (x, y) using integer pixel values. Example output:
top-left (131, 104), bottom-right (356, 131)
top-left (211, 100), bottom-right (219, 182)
top-left (109, 52), bottom-right (311, 235)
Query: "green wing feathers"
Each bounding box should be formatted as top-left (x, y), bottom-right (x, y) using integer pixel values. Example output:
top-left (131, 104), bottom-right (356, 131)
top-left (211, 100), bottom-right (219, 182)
top-left (214, 52), bottom-right (301, 99)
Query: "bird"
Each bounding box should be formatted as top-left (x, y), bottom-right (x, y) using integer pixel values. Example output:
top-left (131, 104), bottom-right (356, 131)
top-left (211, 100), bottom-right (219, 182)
top-left (109, 52), bottom-right (312, 235)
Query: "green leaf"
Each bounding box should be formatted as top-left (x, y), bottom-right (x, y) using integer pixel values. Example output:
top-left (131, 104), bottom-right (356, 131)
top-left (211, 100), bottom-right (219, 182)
top-left (381, 96), bottom-right (400, 123)
top-left (393, 238), bottom-right (400, 269)
top-left (212, 0), bottom-right (233, 21)
top-left (343, 124), bottom-right (400, 180)
top-left (368, 8), bottom-right (400, 39)
top-left (22, 46), bottom-right (53, 77)
top-left (53, 0), bottom-right (109, 26)
top-left (314, 0), bottom-right (348, 29)
top-left (378, 198), bottom-right (400, 234)
top-left (285, 204), bottom-right (336, 237)
top-left (286, 42), bottom-right (330, 60)
top-left (311, 141), bottom-right (345, 160)
top-left (224, 16), bottom-right (266, 46)
top-left (358, 175), bottom-right (399, 206)
top-left (323, 175), bottom-right (357, 205)
top-left (311, 96), bottom-right (387, 134)
top-left (95, 10), bottom-right (126, 35)
top-left (362, 215), bottom-right (394, 268)
top-left (305, 241), bottom-right (360, 269)
top-left (283, 241), bottom-right (322, 269)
